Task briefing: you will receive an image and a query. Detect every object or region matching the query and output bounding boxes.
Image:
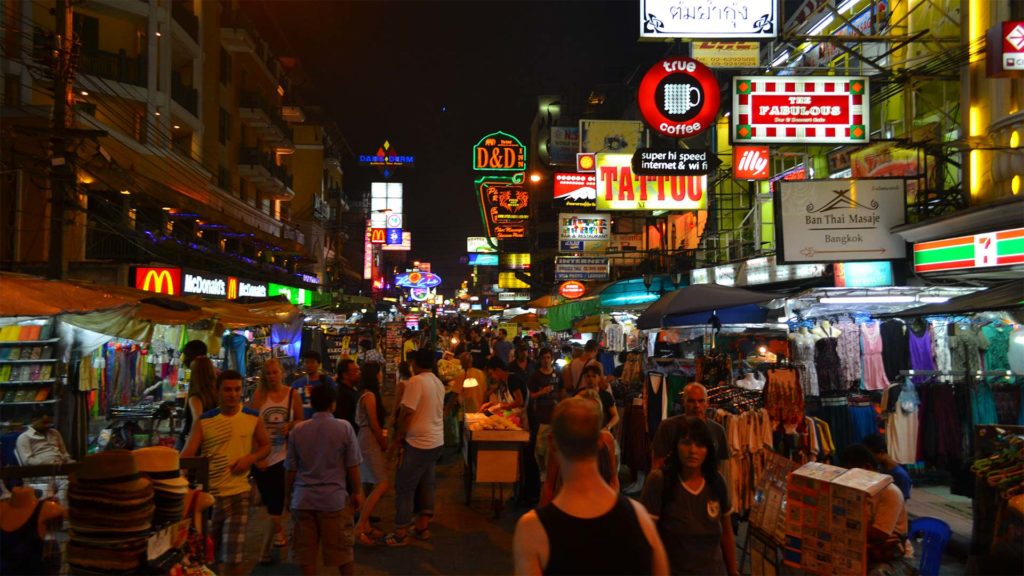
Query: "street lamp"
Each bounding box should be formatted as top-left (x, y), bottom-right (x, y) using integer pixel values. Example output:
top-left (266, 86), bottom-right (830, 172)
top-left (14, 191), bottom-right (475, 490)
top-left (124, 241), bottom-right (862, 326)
top-left (529, 172), bottom-right (543, 183)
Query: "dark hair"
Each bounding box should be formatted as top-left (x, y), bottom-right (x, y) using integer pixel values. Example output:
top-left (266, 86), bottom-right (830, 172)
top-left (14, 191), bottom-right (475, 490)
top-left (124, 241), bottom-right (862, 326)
top-left (664, 417), bottom-right (722, 502)
top-left (412, 347), bottom-right (436, 371)
top-left (618, 351), bottom-right (629, 363)
top-left (31, 405), bottom-right (53, 420)
top-left (310, 384), bottom-right (336, 412)
top-left (551, 398), bottom-right (602, 461)
top-left (582, 363), bottom-right (602, 377)
top-left (301, 350), bottom-right (322, 363)
top-left (398, 361), bottom-right (412, 379)
top-left (360, 361), bottom-right (386, 425)
top-left (862, 433), bottom-right (888, 455)
top-left (336, 358), bottom-right (357, 380)
top-left (216, 369), bottom-right (244, 388)
top-left (485, 356), bottom-right (508, 371)
top-left (584, 340), bottom-right (599, 353)
top-left (539, 347), bottom-right (554, 358)
top-left (359, 338), bottom-right (373, 350)
top-left (182, 340), bottom-right (207, 363)
top-left (189, 357), bottom-right (218, 410)
top-left (843, 444), bottom-right (878, 471)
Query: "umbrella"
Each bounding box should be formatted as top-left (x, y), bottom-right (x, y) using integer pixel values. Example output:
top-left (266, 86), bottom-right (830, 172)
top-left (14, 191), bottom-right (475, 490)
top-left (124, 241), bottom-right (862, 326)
top-left (509, 313), bottom-right (543, 330)
top-left (637, 283), bottom-right (784, 330)
top-left (525, 294), bottom-right (561, 308)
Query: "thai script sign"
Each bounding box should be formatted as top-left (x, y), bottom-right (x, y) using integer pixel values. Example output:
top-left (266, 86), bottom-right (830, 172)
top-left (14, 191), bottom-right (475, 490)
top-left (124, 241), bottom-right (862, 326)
top-left (640, 0), bottom-right (777, 39)
top-left (477, 177), bottom-right (530, 239)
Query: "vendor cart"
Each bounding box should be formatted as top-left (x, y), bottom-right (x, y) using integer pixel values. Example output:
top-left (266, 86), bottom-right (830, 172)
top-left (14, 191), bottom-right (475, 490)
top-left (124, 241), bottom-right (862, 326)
top-left (462, 413), bottom-right (529, 517)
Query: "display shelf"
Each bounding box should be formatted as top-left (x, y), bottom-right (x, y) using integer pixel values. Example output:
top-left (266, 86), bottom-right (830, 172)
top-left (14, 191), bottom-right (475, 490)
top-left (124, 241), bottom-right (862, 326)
top-left (0, 338), bottom-right (60, 346)
top-left (0, 379), bottom-right (57, 385)
top-left (0, 399), bottom-right (59, 406)
top-left (0, 359), bottom-right (58, 364)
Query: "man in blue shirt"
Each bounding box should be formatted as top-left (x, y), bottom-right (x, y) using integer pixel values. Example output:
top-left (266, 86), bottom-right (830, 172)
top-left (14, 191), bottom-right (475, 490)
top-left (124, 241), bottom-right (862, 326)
top-left (864, 433), bottom-right (912, 500)
top-left (286, 384), bottom-right (363, 576)
top-left (291, 351), bottom-right (336, 419)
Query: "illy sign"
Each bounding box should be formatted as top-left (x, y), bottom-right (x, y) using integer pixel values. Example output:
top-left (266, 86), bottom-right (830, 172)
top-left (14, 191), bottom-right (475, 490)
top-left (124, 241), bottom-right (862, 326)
top-left (733, 146), bottom-right (771, 180)
top-left (638, 57), bottom-right (720, 139)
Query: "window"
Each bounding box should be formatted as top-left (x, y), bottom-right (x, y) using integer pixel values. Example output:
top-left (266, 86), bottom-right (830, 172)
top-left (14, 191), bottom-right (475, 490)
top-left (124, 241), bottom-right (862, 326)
top-left (219, 48), bottom-right (231, 85)
top-left (218, 107), bottom-right (229, 144)
top-left (72, 14), bottom-right (99, 54)
top-left (218, 165), bottom-right (231, 192)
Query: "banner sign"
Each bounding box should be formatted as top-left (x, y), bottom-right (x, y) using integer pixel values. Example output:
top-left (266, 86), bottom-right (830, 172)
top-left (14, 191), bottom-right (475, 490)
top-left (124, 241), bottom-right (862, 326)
top-left (733, 76), bottom-right (870, 144)
top-left (775, 179), bottom-right (906, 263)
top-left (134, 267), bottom-right (181, 296)
top-left (381, 231), bottom-right (411, 251)
top-left (182, 270), bottom-right (229, 299)
top-left (638, 57), bottom-right (720, 139)
top-left (639, 0), bottom-right (778, 39)
top-left (579, 120), bottom-right (645, 154)
top-left (553, 173), bottom-right (597, 210)
top-left (692, 41), bottom-right (761, 68)
top-left (472, 131), bottom-right (526, 172)
top-left (733, 146), bottom-right (771, 180)
top-left (913, 228), bottom-right (1024, 273)
top-left (555, 256), bottom-right (610, 281)
top-left (631, 148), bottom-right (721, 176)
top-left (595, 153), bottom-right (707, 211)
top-left (477, 177), bottom-right (530, 239)
top-left (550, 127), bottom-right (579, 165)
top-left (559, 213), bottom-right (611, 252)
top-left (467, 236), bottom-right (498, 253)
top-left (268, 282), bottom-right (312, 306)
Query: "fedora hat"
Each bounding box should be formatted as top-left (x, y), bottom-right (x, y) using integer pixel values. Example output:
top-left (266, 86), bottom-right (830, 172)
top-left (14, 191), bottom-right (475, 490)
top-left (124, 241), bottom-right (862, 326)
top-left (133, 446), bottom-right (189, 491)
top-left (71, 450), bottom-right (152, 493)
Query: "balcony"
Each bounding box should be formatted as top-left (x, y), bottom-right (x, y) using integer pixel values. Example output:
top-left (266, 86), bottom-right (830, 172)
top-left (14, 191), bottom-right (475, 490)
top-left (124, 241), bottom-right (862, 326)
top-left (239, 92), bottom-right (292, 148)
top-left (238, 147), bottom-right (294, 200)
top-left (220, 10), bottom-right (279, 83)
top-left (171, 73), bottom-right (198, 117)
top-left (78, 49), bottom-right (147, 88)
top-left (171, 1), bottom-right (199, 43)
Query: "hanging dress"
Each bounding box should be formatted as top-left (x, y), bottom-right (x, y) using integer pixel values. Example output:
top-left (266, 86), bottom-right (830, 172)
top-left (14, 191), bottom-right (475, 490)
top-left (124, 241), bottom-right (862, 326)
top-left (645, 370), bottom-right (667, 441)
top-left (930, 320), bottom-right (953, 382)
top-left (790, 332), bottom-right (819, 397)
top-left (814, 337), bottom-right (843, 394)
top-left (880, 319), bottom-right (910, 382)
top-left (908, 324), bottom-right (936, 384)
top-left (836, 320), bottom-right (862, 386)
top-left (861, 322), bottom-right (889, 391)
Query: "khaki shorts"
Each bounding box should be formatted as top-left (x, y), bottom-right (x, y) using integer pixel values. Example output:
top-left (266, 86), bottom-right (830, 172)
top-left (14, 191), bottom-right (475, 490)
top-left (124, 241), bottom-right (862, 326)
top-left (291, 508), bottom-right (355, 567)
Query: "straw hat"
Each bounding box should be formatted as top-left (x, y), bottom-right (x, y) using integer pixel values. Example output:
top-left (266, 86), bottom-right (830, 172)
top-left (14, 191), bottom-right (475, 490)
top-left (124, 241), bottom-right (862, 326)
top-left (133, 446), bottom-right (189, 493)
top-left (71, 449), bottom-right (152, 493)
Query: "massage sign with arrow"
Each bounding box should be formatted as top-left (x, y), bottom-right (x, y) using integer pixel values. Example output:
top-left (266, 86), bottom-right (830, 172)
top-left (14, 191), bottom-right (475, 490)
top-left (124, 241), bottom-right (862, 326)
top-left (472, 131), bottom-right (530, 242)
top-left (774, 179), bottom-right (907, 263)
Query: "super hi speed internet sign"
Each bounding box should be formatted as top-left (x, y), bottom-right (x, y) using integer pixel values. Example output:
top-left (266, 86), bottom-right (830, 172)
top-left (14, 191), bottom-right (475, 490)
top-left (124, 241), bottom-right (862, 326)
top-left (638, 57), bottom-right (720, 139)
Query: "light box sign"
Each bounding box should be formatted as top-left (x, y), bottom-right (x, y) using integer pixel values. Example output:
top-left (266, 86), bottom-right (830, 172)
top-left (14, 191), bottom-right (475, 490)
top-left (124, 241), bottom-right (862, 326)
top-left (595, 153), bottom-right (707, 211)
top-left (639, 0), bottom-right (777, 39)
top-left (553, 173), bottom-right (598, 210)
top-left (834, 261), bottom-right (894, 288)
top-left (691, 256), bottom-right (827, 286)
top-left (733, 146), bottom-right (771, 180)
top-left (182, 269), bottom-right (229, 299)
top-left (382, 231), bottom-right (411, 251)
top-left (500, 253), bottom-right (532, 270)
top-left (638, 57), bottom-right (720, 139)
top-left (473, 131), bottom-right (526, 172)
top-left (579, 120), bottom-right (646, 155)
top-left (134, 267), bottom-right (181, 295)
top-left (269, 283), bottom-right (312, 306)
top-left (226, 277), bottom-right (268, 299)
top-left (559, 281), bottom-right (586, 299)
top-left (692, 41), bottom-right (761, 68)
top-left (987, 21), bottom-right (1024, 76)
top-left (477, 177), bottom-right (530, 239)
top-left (498, 272), bottom-right (531, 290)
top-left (733, 77), bottom-right (869, 144)
top-left (631, 148), bottom-right (721, 176)
top-left (550, 127), bottom-right (579, 165)
top-left (559, 213), bottom-right (611, 253)
top-left (555, 256), bottom-right (610, 281)
top-left (913, 228), bottom-right (1024, 273)
top-left (775, 179), bottom-right (906, 263)
top-left (466, 237), bottom-right (498, 253)
top-left (468, 253), bottom-right (498, 266)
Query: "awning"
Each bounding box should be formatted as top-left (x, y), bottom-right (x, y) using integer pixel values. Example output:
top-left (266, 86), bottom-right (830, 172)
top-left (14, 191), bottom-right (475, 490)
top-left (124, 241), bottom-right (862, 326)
top-left (881, 279), bottom-right (1024, 317)
top-left (525, 294), bottom-right (562, 308)
top-left (637, 283), bottom-right (784, 330)
top-left (572, 314), bottom-right (602, 334)
top-left (508, 313), bottom-right (543, 330)
top-left (0, 273), bottom-right (137, 316)
top-left (546, 298), bottom-right (601, 332)
top-left (597, 275), bottom-right (681, 308)
top-left (891, 196), bottom-right (1024, 243)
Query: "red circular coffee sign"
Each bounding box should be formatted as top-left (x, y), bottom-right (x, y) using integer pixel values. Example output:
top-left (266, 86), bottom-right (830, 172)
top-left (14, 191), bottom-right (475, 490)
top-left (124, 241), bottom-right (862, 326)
top-left (558, 281), bottom-right (586, 300)
top-left (638, 57), bottom-right (720, 139)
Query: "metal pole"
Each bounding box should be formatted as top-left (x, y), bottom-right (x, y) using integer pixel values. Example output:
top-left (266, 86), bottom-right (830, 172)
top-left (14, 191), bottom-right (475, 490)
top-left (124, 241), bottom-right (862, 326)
top-left (49, 0), bottom-right (74, 279)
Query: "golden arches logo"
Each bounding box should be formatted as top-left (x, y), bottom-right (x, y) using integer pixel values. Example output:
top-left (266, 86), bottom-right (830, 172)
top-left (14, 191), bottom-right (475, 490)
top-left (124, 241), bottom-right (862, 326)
top-left (140, 269), bottom-right (176, 295)
top-left (227, 277), bottom-right (239, 300)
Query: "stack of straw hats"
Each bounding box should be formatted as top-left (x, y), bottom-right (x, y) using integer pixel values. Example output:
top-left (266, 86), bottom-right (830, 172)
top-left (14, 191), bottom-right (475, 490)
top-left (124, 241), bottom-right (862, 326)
top-left (67, 450), bottom-right (154, 573)
top-left (133, 446), bottom-right (189, 527)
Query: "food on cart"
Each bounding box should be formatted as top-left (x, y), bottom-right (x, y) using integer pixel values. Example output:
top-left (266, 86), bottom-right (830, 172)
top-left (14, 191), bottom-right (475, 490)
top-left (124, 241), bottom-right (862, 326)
top-left (470, 413), bottom-right (522, 431)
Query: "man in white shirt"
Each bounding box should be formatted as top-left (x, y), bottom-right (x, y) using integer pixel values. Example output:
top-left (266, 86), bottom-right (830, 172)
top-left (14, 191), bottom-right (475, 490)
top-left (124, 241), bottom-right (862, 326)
top-left (384, 347), bottom-right (444, 547)
top-left (16, 408), bottom-right (72, 466)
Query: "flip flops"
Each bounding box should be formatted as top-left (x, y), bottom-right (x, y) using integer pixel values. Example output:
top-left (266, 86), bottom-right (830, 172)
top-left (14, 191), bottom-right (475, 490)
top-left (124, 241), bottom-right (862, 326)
top-left (383, 532), bottom-right (409, 547)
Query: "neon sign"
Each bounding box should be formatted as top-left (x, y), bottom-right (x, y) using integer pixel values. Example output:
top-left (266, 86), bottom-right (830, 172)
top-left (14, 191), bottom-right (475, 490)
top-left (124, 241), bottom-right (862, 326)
top-left (472, 131), bottom-right (526, 171)
top-left (359, 140), bottom-right (414, 178)
top-left (395, 271), bottom-right (442, 289)
top-left (476, 174), bottom-right (530, 239)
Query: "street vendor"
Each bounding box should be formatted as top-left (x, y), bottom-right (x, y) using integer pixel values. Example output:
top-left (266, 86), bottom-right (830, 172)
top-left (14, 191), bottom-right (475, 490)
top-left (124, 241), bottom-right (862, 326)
top-left (481, 357), bottom-right (529, 430)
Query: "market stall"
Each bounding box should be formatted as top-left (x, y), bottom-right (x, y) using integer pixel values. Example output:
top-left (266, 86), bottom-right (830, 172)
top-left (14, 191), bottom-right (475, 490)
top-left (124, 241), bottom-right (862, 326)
top-left (462, 412), bottom-right (529, 516)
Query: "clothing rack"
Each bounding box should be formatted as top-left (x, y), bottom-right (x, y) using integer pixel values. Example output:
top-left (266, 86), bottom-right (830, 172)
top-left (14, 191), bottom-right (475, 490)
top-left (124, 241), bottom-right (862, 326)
top-left (898, 369), bottom-right (1022, 384)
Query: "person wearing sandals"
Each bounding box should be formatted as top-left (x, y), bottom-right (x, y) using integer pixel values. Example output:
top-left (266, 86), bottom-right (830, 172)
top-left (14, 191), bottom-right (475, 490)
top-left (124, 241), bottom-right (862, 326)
top-left (354, 362), bottom-right (390, 545)
top-left (249, 358), bottom-right (304, 558)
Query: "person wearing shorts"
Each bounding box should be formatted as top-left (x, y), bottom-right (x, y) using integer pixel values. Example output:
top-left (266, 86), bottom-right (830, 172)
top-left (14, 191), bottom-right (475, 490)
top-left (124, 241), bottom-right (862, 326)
top-left (286, 384), bottom-right (364, 575)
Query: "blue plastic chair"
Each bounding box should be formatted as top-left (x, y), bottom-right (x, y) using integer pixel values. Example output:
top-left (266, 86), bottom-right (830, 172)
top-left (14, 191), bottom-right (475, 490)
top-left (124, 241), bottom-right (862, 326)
top-left (908, 517), bottom-right (952, 576)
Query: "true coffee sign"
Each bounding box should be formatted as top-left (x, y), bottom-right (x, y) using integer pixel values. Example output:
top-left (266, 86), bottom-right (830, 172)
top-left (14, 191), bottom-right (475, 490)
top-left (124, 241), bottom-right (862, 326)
top-left (638, 57), bottom-right (720, 139)
top-left (732, 76), bottom-right (869, 144)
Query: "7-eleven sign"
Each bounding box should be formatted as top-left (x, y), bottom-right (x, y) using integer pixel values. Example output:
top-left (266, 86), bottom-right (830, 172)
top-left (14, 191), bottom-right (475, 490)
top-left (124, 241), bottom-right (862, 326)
top-left (913, 228), bottom-right (1024, 273)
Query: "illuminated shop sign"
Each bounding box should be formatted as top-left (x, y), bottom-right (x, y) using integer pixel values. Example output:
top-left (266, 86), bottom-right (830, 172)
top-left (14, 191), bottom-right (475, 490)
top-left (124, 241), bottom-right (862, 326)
top-left (268, 283), bottom-right (312, 306)
top-left (691, 256), bottom-right (826, 286)
top-left (468, 253), bottom-right (498, 266)
top-left (395, 271), bottom-right (442, 289)
top-left (631, 148), bottom-right (721, 176)
top-left (595, 153), bottom-right (707, 211)
top-left (834, 262), bottom-right (894, 288)
top-left (500, 253), bottom-right (531, 270)
top-left (913, 228), bottom-right (1024, 273)
top-left (555, 257), bottom-right (610, 281)
top-left (467, 237), bottom-right (498, 253)
top-left (226, 277), bottom-right (268, 299)
top-left (549, 127), bottom-right (579, 165)
top-left (638, 57), bottom-right (720, 139)
top-left (559, 213), bottom-right (611, 253)
top-left (359, 140), bottom-right (413, 178)
top-left (182, 270), bottom-right (229, 299)
top-left (498, 292), bottom-right (531, 302)
top-left (579, 120), bottom-right (645, 154)
top-left (472, 131), bottom-right (526, 171)
top-left (559, 281), bottom-right (586, 299)
top-left (370, 181), bottom-right (403, 214)
top-left (733, 146), bottom-right (771, 180)
top-left (476, 176), bottom-right (530, 239)
top-left (988, 21), bottom-right (1024, 76)
top-left (577, 153), bottom-right (596, 173)
top-left (553, 173), bottom-right (597, 210)
top-left (498, 272), bottom-right (531, 290)
top-left (639, 0), bottom-right (777, 39)
top-left (381, 231), bottom-right (411, 251)
top-left (732, 76), bottom-right (869, 144)
top-left (133, 267), bottom-right (181, 295)
top-left (363, 222), bottom-right (373, 280)
top-left (691, 41), bottom-right (760, 68)
top-left (370, 228), bottom-right (386, 244)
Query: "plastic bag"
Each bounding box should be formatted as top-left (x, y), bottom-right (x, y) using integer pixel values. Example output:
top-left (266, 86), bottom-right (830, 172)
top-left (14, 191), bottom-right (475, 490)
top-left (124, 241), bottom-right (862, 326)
top-left (898, 378), bottom-right (920, 413)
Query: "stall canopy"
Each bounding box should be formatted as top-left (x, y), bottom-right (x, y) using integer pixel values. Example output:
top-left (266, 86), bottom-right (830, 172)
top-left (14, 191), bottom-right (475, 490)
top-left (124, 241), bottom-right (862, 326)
top-left (598, 275), bottom-right (682, 308)
top-left (508, 313), bottom-right (543, 330)
top-left (0, 273), bottom-right (137, 316)
top-left (525, 294), bottom-right (562, 309)
top-left (889, 279), bottom-right (1024, 317)
top-left (637, 283), bottom-right (784, 330)
top-left (546, 298), bottom-right (602, 332)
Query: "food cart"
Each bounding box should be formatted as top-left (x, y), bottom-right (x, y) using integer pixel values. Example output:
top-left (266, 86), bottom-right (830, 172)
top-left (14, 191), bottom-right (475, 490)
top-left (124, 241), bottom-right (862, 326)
top-left (463, 412), bottom-right (529, 517)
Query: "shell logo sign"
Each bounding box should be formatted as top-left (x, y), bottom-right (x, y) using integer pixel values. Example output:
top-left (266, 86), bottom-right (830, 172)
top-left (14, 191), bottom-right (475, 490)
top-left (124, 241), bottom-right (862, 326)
top-left (558, 281), bottom-right (586, 299)
top-left (134, 267), bottom-right (181, 295)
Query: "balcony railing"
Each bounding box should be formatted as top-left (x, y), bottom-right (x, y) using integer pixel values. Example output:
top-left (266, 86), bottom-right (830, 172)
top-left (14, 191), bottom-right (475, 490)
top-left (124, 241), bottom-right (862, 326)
top-left (171, 1), bottom-right (199, 42)
top-left (171, 73), bottom-right (198, 116)
top-left (79, 49), bottom-right (147, 87)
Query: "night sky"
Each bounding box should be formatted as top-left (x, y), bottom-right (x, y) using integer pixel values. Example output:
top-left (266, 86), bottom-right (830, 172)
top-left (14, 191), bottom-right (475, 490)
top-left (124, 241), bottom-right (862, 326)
top-left (252, 0), bottom-right (667, 291)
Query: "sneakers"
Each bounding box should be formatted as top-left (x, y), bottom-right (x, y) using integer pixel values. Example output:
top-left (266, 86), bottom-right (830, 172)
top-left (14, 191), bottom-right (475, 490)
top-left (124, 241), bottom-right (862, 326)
top-left (383, 532), bottom-right (409, 547)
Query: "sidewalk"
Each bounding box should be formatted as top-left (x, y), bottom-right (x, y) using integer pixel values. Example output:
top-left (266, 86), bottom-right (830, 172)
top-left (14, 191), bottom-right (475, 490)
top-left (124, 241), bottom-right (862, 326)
top-left (905, 484), bottom-right (972, 565)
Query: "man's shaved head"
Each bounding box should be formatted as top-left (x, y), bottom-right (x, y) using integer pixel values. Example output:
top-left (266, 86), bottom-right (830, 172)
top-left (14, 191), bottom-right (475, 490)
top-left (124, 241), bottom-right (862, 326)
top-left (551, 397), bottom-right (602, 461)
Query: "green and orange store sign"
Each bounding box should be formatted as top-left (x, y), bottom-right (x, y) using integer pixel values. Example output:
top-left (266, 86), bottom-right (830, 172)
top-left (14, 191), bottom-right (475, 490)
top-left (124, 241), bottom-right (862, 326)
top-left (913, 228), bottom-right (1024, 273)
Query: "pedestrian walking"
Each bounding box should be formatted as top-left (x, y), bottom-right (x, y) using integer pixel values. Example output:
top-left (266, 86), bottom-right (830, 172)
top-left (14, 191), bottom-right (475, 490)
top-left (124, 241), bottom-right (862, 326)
top-left (292, 351), bottom-right (336, 419)
top-left (335, 359), bottom-right (362, 433)
top-left (514, 398), bottom-right (669, 575)
top-left (180, 370), bottom-right (270, 575)
top-left (286, 384), bottom-right (364, 575)
top-left (354, 361), bottom-right (391, 545)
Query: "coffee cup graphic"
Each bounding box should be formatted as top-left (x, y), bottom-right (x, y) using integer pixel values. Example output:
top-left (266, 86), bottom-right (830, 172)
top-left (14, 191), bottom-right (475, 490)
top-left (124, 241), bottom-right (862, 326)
top-left (663, 83), bottom-right (702, 115)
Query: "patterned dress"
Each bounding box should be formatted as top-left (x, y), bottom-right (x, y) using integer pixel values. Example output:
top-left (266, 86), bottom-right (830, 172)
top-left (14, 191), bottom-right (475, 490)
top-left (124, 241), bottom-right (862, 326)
top-left (790, 332), bottom-right (819, 397)
top-left (814, 337), bottom-right (843, 394)
top-left (861, 322), bottom-right (889, 391)
top-left (837, 320), bottom-right (862, 386)
top-left (930, 320), bottom-right (953, 382)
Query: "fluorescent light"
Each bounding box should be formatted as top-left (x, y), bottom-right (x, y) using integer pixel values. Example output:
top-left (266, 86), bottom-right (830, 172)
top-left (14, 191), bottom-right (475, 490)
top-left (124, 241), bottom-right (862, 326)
top-left (819, 296), bottom-right (917, 304)
top-left (771, 51), bottom-right (790, 67)
top-left (919, 296), bottom-right (951, 303)
top-left (838, 0), bottom-right (859, 13)
top-left (808, 15), bottom-right (833, 35)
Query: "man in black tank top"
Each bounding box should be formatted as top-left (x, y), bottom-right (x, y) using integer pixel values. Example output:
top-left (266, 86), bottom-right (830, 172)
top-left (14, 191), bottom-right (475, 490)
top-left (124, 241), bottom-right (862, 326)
top-left (513, 398), bottom-right (669, 576)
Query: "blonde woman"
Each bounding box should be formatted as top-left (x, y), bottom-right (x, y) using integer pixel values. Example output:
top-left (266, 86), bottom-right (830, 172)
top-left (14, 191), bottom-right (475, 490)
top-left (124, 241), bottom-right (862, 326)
top-left (248, 359), bottom-right (303, 551)
top-left (178, 357), bottom-right (218, 449)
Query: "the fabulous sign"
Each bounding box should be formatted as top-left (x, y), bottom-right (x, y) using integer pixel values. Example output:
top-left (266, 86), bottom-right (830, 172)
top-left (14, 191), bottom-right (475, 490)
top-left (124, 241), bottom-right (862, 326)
top-left (595, 153), bottom-right (707, 211)
top-left (472, 131), bottom-right (526, 172)
top-left (631, 148), bottom-right (721, 176)
top-left (553, 173), bottom-right (597, 210)
top-left (558, 213), bottom-right (611, 253)
top-left (638, 57), bottom-right (720, 139)
top-left (182, 269), bottom-right (229, 299)
top-left (133, 266), bottom-right (181, 296)
top-left (639, 0), bottom-right (777, 39)
top-left (476, 176), bottom-right (530, 239)
top-left (775, 179), bottom-right (906, 263)
top-left (732, 77), bottom-right (869, 144)
top-left (913, 228), bottom-right (1024, 274)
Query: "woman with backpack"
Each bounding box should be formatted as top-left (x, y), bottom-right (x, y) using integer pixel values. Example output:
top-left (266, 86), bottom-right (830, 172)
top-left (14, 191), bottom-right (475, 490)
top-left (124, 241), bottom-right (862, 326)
top-left (639, 417), bottom-right (738, 576)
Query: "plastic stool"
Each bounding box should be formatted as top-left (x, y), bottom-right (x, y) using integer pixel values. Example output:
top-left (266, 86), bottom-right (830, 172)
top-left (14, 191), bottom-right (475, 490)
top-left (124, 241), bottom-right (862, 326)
top-left (908, 516), bottom-right (952, 576)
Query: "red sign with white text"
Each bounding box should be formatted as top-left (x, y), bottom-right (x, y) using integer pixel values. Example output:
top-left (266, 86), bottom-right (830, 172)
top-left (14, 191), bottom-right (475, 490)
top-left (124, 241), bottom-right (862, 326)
top-left (733, 146), bottom-right (771, 180)
top-left (733, 77), bottom-right (869, 144)
top-left (553, 173), bottom-right (597, 210)
top-left (638, 57), bottom-right (720, 139)
top-left (558, 281), bottom-right (586, 299)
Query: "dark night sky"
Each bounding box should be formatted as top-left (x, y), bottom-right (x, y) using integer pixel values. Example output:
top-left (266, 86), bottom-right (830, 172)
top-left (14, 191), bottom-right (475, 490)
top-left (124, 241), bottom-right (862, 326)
top-left (252, 1), bottom-right (666, 291)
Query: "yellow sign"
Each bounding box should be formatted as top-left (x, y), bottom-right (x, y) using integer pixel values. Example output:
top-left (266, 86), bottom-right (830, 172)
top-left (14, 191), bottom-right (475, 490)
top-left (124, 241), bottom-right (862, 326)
top-left (595, 154), bottom-right (707, 211)
top-left (691, 41), bottom-right (761, 68)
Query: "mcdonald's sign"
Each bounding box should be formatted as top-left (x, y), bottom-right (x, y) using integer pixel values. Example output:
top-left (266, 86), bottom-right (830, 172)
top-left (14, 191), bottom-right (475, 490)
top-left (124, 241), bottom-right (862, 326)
top-left (227, 277), bottom-right (239, 300)
top-left (134, 267), bottom-right (181, 295)
top-left (370, 228), bottom-right (386, 244)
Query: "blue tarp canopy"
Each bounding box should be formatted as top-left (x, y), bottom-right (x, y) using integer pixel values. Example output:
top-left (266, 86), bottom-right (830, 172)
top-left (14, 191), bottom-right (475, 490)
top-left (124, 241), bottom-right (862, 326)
top-left (637, 283), bottom-right (784, 330)
top-left (598, 275), bottom-right (683, 308)
top-left (662, 303), bottom-right (769, 327)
